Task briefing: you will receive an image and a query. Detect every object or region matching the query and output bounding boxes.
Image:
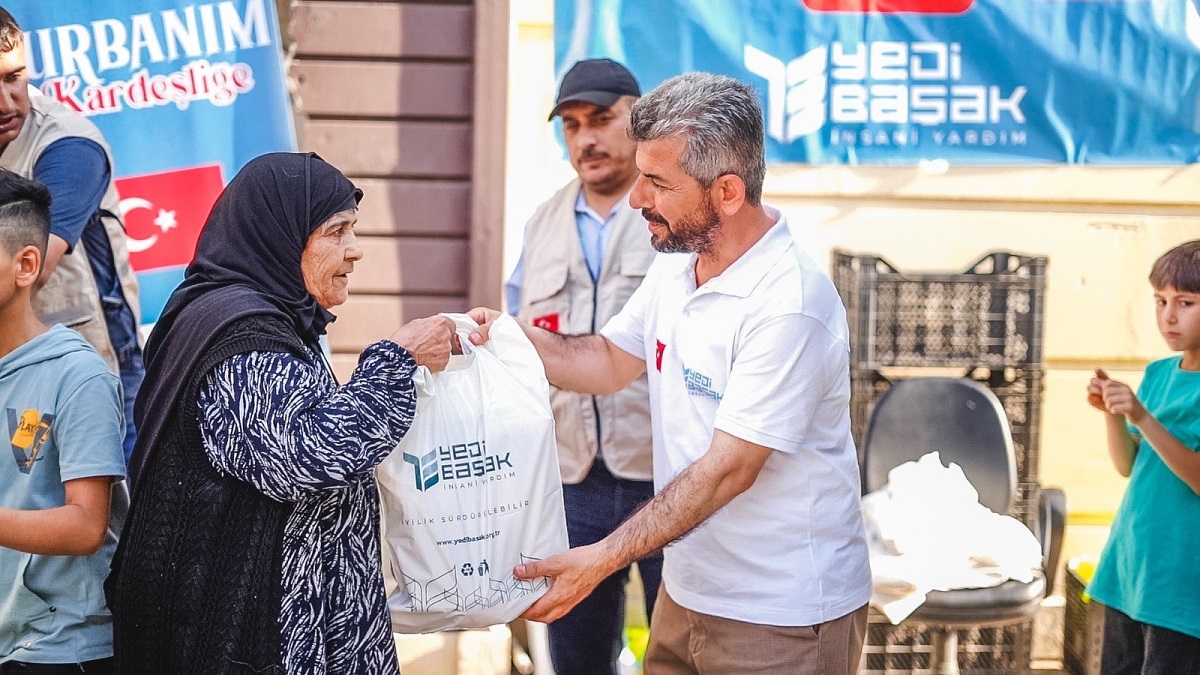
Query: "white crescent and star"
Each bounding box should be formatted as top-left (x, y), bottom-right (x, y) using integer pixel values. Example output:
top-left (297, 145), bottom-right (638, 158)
top-left (118, 197), bottom-right (177, 253)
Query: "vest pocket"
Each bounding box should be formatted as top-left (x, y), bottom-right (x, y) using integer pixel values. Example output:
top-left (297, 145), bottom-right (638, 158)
top-left (523, 265), bottom-right (569, 305)
top-left (611, 251), bottom-right (655, 304)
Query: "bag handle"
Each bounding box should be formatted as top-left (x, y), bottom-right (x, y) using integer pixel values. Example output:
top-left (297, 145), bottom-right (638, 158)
top-left (439, 313), bottom-right (479, 371)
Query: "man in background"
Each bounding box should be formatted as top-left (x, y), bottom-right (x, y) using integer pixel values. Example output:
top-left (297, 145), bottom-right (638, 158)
top-left (505, 58), bottom-right (662, 674)
top-left (0, 7), bottom-right (143, 462)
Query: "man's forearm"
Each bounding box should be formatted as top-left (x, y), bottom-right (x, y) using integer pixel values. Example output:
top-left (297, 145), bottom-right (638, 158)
top-left (598, 431), bottom-right (771, 575)
top-left (520, 323), bottom-right (639, 395)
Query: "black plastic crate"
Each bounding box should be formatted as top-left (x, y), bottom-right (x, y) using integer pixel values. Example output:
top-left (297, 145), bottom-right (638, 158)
top-left (834, 250), bottom-right (1047, 370)
top-left (850, 368), bottom-right (893, 468)
top-left (859, 609), bottom-right (1034, 674)
top-left (976, 366), bottom-right (1044, 483)
top-left (1012, 481), bottom-right (1042, 532)
top-left (851, 366), bottom-right (1044, 484)
top-left (1063, 562), bottom-right (1103, 675)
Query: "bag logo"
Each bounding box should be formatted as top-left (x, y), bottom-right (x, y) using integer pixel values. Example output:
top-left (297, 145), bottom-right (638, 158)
top-left (532, 313), bottom-right (559, 332)
top-left (7, 408), bottom-right (55, 475)
top-left (402, 448), bottom-right (441, 491)
top-left (403, 440), bottom-right (514, 492)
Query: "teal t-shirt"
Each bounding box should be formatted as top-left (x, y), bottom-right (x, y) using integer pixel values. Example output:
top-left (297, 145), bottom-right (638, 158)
top-left (0, 325), bottom-right (126, 664)
top-left (1088, 356), bottom-right (1200, 639)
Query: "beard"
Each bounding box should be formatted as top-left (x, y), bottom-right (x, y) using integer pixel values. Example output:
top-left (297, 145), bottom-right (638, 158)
top-left (643, 198), bottom-right (722, 255)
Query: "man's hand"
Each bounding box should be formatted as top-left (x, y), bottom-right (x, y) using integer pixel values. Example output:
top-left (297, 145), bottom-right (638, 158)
top-left (388, 315), bottom-right (457, 372)
top-left (466, 306), bottom-right (503, 346)
top-left (513, 543), bottom-right (614, 623)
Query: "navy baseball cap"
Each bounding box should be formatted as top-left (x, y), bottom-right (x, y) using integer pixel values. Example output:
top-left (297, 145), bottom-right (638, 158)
top-left (548, 58), bottom-right (641, 120)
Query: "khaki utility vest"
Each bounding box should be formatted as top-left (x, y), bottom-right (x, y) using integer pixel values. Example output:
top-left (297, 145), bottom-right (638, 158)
top-left (518, 179), bottom-right (656, 483)
top-left (1, 90), bottom-right (141, 372)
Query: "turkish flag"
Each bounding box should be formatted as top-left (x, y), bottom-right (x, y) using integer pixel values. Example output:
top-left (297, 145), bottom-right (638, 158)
top-left (802, 0), bottom-right (973, 13)
top-left (533, 313), bottom-right (559, 332)
top-left (114, 164), bottom-right (224, 273)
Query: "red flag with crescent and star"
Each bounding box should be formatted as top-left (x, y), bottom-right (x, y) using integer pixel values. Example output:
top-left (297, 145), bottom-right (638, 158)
top-left (114, 164), bottom-right (224, 273)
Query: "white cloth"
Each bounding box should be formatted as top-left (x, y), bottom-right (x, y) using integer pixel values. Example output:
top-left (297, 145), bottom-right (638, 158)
top-left (601, 209), bottom-right (872, 626)
top-left (861, 452), bottom-right (1044, 624)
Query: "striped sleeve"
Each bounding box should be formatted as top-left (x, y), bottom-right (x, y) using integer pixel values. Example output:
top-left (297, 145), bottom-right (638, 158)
top-left (197, 340), bottom-right (417, 502)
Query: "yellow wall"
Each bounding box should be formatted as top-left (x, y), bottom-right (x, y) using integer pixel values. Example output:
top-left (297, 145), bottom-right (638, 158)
top-left (504, 0), bottom-right (1200, 565)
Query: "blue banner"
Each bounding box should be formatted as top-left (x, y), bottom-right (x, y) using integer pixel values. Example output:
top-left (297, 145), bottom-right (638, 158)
top-left (9, 0), bottom-right (296, 322)
top-left (556, 0), bottom-right (1200, 165)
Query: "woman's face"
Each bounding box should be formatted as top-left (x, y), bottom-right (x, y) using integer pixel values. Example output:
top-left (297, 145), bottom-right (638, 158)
top-left (301, 209), bottom-right (362, 309)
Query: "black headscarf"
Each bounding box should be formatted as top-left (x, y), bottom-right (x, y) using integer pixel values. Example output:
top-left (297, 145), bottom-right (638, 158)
top-left (127, 152), bottom-right (362, 486)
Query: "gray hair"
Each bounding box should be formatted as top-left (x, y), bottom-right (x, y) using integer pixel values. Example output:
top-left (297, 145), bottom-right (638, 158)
top-left (629, 73), bottom-right (765, 206)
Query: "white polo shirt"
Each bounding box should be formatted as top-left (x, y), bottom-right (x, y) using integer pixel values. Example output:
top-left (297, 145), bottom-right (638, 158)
top-left (601, 210), bottom-right (872, 626)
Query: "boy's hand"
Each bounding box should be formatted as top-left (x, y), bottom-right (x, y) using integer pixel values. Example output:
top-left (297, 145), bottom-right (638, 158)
top-left (1086, 368), bottom-right (1108, 411)
top-left (1092, 368), bottom-right (1148, 425)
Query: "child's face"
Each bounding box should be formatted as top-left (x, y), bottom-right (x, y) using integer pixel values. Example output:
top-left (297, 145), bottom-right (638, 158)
top-left (1155, 285), bottom-right (1200, 354)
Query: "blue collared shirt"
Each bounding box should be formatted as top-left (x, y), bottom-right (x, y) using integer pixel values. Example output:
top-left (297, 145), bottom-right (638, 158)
top-left (505, 189), bottom-right (617, 314)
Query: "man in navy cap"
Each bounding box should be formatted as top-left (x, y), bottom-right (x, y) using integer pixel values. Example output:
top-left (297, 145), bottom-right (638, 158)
top-left (504, 58), bottom-right (661, 674)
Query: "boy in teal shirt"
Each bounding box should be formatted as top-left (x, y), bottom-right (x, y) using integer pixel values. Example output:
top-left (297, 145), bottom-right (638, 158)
top-left (1087, 240), bottom-right (1200, 674)
top-left (0, 170), bottom-right (126, 674)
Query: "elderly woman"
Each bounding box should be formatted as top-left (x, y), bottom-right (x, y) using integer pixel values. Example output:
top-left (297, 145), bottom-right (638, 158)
top-left (106, 153), bottom-right (454, 674)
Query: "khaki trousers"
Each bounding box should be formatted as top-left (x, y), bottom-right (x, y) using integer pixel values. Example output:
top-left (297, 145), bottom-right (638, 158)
top-left (643, 586), bottom-right (868, 674)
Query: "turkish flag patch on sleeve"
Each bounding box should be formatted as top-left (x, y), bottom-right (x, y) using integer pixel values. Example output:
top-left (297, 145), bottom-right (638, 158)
top-left (655, 340), bottom-right (666, 372)
top-left (532, 313), bottom-right (559, 332)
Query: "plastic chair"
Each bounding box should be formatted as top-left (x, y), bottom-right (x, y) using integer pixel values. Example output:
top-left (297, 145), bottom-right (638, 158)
top-left (862, 377), bottom-right (1066, 675)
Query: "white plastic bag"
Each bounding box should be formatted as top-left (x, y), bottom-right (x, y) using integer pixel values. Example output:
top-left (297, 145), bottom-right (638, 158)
top-left (861, 452), bottom-right (1043, 624)
top-left (377, 313), bottom-right (569, 633)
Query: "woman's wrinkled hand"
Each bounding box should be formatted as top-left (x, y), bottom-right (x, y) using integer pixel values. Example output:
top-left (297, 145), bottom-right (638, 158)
top-left (389, 315), bottom-right (457, 372)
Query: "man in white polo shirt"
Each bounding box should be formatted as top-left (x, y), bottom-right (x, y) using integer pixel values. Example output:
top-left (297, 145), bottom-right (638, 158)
top-left (468, 72), bottom-right (871, 674)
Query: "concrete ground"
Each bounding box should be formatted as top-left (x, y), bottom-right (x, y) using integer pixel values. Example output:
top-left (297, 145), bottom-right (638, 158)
top-left (394, 604), bottom-right (1073, 675)
top-left (1032, 594), bottom-right (1068, 674)
top-left (391, 573), bottom-right (1077, 674)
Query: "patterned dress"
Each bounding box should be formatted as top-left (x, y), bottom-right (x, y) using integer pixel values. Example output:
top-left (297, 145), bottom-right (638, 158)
top-left (196, 340), bottom-right (415, 674)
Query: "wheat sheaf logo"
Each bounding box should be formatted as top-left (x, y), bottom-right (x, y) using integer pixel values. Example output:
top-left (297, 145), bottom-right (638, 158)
top-left (402, 449), bottom-right (440, 492)
top-left (744, 45), bottom-right (829, 143)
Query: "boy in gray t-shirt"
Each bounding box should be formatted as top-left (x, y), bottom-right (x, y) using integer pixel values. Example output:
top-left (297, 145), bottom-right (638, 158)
top-left (0, 169), bottom-right (126, 673)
